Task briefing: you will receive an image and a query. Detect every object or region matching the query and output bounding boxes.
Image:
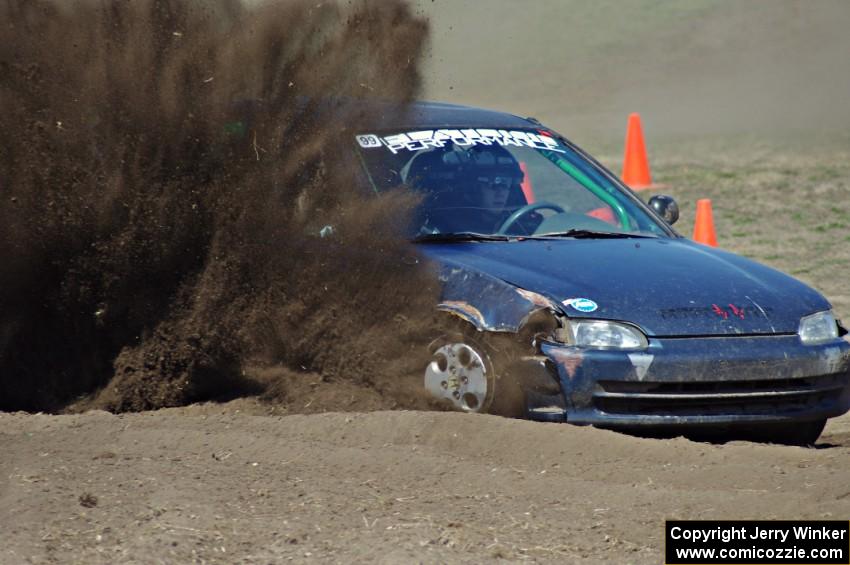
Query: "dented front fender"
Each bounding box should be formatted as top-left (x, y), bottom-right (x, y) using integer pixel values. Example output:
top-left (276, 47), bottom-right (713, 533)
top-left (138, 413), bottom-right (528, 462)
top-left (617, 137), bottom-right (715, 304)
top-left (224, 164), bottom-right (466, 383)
top-left (436, 263), bottom-right (562, 333)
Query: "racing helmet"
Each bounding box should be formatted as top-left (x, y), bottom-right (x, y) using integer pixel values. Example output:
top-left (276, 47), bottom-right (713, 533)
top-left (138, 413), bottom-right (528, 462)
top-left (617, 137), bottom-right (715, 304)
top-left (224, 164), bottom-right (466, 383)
top-left (403, 143), bottom-right (523, 196)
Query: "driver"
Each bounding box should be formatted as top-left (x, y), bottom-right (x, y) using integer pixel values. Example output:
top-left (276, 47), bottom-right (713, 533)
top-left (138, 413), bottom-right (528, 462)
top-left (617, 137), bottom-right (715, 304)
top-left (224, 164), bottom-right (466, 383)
top-left (405, 144), bottom-right (537, 235)
top-left (469, 164), bottom-right (523, 233)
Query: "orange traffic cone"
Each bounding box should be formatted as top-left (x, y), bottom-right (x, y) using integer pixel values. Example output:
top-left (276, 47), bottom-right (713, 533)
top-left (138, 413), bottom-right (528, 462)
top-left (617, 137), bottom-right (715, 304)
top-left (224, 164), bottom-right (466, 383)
top-left (621, 112), bottom-right (655, 190)
top-left (693, 199), bottom-right (718, 247)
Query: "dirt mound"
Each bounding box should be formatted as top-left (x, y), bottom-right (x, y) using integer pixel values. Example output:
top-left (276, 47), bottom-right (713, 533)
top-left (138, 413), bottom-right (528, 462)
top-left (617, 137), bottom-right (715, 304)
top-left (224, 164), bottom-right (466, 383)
top-left (0, 0), bottom-right (442, 413)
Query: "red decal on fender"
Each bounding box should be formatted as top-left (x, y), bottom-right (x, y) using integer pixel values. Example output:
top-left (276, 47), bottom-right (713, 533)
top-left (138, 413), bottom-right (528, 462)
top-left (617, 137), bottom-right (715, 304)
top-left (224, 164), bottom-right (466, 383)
top-left (711, 304), bottom-right (729, 320)
top-left (728, 304), bottom-right (745, 319)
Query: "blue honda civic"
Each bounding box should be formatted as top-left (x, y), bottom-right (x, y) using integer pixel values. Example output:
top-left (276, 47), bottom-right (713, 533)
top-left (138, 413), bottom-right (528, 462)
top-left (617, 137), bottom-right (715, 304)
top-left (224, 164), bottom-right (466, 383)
top-left (353, 101), bottom-right (850, 445)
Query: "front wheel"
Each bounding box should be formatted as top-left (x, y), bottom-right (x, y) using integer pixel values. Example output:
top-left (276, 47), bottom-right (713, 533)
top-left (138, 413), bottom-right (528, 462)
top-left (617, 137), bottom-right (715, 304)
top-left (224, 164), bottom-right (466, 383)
top-left (424, 334), bottom-right (526, 418)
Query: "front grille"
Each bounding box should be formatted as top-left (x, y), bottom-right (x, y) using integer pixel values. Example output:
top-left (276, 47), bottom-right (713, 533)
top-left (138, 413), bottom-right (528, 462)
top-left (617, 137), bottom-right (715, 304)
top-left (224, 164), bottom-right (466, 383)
top-left (593, 374), bottom-right (849, 417)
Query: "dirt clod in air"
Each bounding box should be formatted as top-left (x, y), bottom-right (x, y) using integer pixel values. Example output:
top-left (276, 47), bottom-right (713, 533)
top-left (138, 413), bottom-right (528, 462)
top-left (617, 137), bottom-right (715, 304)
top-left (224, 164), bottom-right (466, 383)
top-left (0, 0), bottom-right (443, 413)
top-left (78, 493), bottom-right (98, 509)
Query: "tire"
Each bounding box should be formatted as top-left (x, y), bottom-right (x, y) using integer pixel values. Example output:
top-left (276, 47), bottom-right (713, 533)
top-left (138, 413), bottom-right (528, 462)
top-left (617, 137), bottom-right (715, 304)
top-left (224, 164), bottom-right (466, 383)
top-left (424, 328), bottom-right (526, 418)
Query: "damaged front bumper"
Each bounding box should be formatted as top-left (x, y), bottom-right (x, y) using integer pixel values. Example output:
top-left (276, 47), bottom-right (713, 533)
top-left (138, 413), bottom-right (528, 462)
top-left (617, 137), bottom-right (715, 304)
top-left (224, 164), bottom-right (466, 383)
top-left (526, 335), bottom-right (850, 426)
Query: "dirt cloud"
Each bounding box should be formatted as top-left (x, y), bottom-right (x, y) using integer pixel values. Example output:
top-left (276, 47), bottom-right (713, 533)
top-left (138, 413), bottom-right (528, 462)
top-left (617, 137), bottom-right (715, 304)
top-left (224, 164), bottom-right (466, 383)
top-left (0, 0), bottom-right (443, 413)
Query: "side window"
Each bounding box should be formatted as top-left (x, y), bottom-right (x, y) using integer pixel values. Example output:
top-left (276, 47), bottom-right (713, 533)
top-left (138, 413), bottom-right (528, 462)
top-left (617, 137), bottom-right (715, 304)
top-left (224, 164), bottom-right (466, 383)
top-left (517, 148), bottom-right (587, 205)
top-left (515, 148), bottom-right (621, 225)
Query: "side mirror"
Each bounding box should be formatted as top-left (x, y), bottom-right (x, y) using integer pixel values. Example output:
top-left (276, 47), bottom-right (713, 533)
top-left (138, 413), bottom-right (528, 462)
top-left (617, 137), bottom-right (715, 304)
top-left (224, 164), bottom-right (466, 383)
top-left (648, 194), bottom-right (679, 225)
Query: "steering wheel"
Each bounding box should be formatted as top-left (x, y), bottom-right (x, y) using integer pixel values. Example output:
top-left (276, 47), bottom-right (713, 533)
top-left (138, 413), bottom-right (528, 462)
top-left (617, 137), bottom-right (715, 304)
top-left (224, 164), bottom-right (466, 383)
top-left (496, 201), bottom-right (566, 235)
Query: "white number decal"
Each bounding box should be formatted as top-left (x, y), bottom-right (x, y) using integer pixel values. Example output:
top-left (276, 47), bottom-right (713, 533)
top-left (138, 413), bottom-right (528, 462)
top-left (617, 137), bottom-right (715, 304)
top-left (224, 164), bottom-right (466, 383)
top-left (356, 134), bottom-right (381, 148)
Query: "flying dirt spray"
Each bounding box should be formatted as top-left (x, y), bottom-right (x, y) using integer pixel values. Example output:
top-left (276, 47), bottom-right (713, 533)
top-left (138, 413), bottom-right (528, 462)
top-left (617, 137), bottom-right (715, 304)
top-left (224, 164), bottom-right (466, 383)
top-left (0, 0), bottom-right (446, 412)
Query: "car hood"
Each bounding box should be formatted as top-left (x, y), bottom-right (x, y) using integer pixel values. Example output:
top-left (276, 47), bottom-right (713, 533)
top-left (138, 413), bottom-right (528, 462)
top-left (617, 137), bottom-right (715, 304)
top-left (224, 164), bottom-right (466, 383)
top-left (418, 237), bottom-right (831, 337)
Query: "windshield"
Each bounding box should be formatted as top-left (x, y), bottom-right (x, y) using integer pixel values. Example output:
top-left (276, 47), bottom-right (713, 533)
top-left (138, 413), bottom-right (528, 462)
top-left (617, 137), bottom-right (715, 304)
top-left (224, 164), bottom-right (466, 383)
top-left (354, 128), bottom-right (670, 238)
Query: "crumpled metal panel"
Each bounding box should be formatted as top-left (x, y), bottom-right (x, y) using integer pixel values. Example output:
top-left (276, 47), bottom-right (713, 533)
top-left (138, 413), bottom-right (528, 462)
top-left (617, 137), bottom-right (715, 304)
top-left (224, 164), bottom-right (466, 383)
top-left (436, 264), bottom-right (560, 332)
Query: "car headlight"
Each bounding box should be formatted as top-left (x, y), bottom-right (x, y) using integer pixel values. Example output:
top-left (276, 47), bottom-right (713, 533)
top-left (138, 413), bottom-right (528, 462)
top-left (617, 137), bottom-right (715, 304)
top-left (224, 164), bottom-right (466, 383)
top-left (798, 310), bottom-right (839, 345)
top-left (565, 320), bottom-right (648, 350)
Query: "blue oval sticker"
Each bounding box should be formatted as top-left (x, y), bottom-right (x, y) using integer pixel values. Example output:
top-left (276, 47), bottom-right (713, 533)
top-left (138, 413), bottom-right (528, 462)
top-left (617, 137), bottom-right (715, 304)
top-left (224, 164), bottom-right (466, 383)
top-left (563, 297), bottom-right (598, 313)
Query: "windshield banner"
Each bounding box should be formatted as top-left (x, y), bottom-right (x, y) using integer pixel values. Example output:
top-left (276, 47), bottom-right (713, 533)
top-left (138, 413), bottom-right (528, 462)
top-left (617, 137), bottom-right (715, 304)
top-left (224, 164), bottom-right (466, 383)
top-left (356, 129), bottom-right (565, 154)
